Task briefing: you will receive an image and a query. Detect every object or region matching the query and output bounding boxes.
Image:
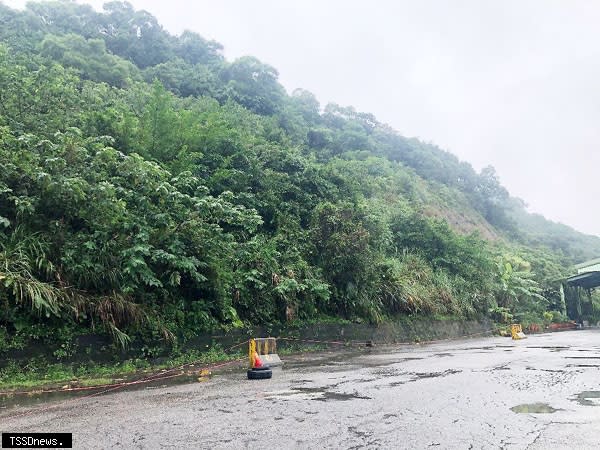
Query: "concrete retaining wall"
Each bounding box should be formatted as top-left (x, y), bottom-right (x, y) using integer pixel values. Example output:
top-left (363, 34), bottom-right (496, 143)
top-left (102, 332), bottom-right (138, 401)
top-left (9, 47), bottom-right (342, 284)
top-left (1, 317), bottom-right (493, 368)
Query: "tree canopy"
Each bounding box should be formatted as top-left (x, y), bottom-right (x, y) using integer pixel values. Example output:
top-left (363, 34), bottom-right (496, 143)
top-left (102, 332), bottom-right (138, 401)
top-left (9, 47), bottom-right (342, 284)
top-left (0, 1), bottom-right (596, 353)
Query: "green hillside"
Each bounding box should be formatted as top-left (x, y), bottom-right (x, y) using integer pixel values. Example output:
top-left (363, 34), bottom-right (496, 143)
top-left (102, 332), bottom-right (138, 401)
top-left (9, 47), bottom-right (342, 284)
top-left (0, 1), bottom-right (597, 357)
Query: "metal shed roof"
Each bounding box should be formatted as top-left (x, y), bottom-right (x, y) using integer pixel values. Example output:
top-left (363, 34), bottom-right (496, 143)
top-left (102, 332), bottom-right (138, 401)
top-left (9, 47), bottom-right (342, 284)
top-left (566, 271), bottom-right (600, 289)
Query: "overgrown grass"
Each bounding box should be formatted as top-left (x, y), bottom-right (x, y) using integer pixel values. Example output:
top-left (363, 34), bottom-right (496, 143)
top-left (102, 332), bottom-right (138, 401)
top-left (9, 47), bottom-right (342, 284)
top-left (0, 340), bottom-right (346, 391)
top-left (0, 345), bottom-right (246, 391)
top-left (0, 358), bottom-right (146, 391)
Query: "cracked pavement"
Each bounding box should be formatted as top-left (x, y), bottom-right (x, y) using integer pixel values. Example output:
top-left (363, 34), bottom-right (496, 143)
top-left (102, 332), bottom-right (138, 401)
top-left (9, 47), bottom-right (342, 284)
top-left (2, 329), bottom-right (600, 449)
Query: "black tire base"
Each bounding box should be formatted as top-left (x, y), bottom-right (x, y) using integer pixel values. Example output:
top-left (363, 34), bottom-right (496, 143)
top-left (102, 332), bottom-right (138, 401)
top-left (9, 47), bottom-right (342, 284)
top-left (247, 368), bottom-right (273, 379)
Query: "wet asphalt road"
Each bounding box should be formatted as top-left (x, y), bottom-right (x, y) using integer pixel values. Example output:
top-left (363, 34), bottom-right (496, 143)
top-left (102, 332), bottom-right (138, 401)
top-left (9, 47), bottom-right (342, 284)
top-left (1, 329), bottom-right (600, 449)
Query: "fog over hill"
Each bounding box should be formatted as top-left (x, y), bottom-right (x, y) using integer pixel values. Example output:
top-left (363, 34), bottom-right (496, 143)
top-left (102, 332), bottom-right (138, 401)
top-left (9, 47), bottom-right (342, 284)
top-left (6, 0), bottom-right (597, 237)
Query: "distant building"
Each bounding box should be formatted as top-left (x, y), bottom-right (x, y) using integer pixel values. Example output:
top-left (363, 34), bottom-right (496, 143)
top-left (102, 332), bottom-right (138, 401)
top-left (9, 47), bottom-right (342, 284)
top-left (567, 258), bottom-right (600, 289)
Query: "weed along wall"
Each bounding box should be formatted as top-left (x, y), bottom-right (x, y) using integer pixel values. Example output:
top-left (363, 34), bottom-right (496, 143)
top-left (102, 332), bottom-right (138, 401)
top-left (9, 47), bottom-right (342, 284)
top-left (207, 317), bottom-right (494, 352)
top-left (278, 318), bottom-right (492, 346)
top-left (1, 318), bottom-right (493, 372)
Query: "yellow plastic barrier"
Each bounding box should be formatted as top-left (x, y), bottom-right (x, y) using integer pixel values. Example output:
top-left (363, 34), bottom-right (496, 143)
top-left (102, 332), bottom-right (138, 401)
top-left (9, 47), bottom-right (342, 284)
top-left (248, 337), bottom-right (282, 367)
top-left (511, 324), bottom-right (527, 340)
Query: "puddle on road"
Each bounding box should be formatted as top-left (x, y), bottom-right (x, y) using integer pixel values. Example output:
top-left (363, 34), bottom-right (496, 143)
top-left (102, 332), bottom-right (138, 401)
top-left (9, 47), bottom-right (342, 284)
top-left (525, 346), bottom-right (570, 352)
top-left (463, 346), bottom-right (495, 352)
top-left (327, 378), bottom-right (377, 388)
top-left (0, 389), bottom-right (91, 411)
top-left (318, 391), bottom-right (371, 401)
top-left (413, 369), bottom-right (461, 379)
top-left (284, 354), bottom-right (352, 369)
top-left (355, 357), bottom-right (422, 368)
top-left (525, 367), bottom-right (565, 373)
top-left (387, 369), bottom-right (462, 387)
top-left (292, 386), bottom-right (372, 401)
top-left (572, 391), bottom-right (600, 406)
top-left (510, 403), bottom-right (559, 414)
top-left (284, 346), bottom-right (427, 371)
top-left (265, 386), bottom-right (371, 402)
top-left (565, 356), bottom-right (600, 359)
top-left (0, 374), bottom-right (199, 411)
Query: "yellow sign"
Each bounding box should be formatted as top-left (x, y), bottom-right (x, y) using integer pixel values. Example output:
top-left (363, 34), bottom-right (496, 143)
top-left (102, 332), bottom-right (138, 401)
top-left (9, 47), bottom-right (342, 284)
top-left (511, 324), bottom-right (527, 340)
top-left (248, 337), bottom-right (282, 367)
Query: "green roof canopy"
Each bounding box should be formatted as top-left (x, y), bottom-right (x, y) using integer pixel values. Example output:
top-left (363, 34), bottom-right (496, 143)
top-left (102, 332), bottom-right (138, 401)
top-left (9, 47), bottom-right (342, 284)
top-left (566, 271), bottom-right (600, 289)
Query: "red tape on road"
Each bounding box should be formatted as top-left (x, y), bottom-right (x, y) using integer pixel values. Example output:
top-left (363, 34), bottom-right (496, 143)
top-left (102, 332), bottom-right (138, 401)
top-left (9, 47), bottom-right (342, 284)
top-left (2, 358), bottom-right (246, 420)
top-left (1, 331), bottom-right (493, 402)
top-left (0, 341), bottom-right (250, 398)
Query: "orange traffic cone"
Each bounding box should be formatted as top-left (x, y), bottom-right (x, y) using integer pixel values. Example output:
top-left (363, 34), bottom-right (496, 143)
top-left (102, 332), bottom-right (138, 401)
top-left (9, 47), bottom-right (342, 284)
top-left (252, 351), bottom-right (263, 368)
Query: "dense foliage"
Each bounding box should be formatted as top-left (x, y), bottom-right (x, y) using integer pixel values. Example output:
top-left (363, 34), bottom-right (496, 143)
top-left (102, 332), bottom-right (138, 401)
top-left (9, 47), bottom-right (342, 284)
top-left (0, 1), bottom-right (596, 352)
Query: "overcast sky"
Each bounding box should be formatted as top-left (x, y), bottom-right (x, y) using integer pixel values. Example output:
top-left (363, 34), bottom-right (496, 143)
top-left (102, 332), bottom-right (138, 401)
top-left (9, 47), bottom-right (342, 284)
top-left (5, 0), bottom-right (600, 237)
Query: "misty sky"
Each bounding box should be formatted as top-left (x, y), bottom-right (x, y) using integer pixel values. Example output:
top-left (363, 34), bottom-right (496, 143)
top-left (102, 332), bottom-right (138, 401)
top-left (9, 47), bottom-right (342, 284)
top-left (5, 0), bottom-right (600, 237)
